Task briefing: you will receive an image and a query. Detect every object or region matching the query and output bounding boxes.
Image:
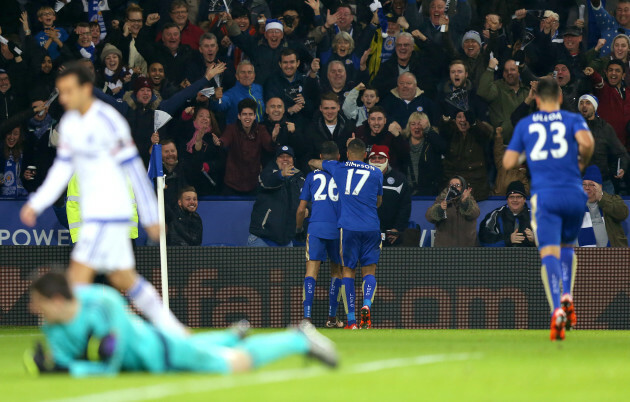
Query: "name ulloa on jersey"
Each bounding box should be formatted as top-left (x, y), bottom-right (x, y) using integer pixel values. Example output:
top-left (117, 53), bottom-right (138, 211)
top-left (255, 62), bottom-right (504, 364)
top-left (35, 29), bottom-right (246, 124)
top-left (532, 112), bottom-right (562, 122)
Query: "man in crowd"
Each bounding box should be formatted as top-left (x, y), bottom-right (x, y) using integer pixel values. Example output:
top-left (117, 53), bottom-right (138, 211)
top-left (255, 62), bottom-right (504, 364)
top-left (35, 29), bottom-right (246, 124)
top-left (262, 97), bottom-right (304, 167)
top-left (185, 33), bottom-right (235, 88)
top-left (210, 61), bottom-right (264, 125)
top-left (372, 32), bottom-right (435, 100)
top-left (585, 62), bottom-right (630, 150)
top-left (479, 181), bottom-right (536, 247)
top-left (381, 72), bottom-right (439, 129)
top-left (167, 186), bottom-right (203, 246)
top-left (155, 1), bottom-right (204, 50)
top-left (306, 92), bottom-right (354, 161)
top-left (578, 94), bottom-right (628, 194)
top-left (579, 166), bottom-right (629, 247)
top-left (426, 176), bottom-right (480, 247)
top-left (135, 20), bottom-right (193, 85)
top-left (369, 145), bottom-right (411, 247)
top-left (355, 107), bottom-right (410, 173)
top-left (248, 146), bottom-right (305, 247)
top-left (214, 99), bottom-right (277, 195)
top-left (478, 58), bottom-right (529, 143)
top-left (264, 48), bottom-right (311, 123)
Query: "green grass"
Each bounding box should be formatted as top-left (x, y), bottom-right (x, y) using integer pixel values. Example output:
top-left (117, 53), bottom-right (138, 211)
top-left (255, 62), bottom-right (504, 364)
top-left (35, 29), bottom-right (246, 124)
top-left (1, 327), bottom-right (629, 401)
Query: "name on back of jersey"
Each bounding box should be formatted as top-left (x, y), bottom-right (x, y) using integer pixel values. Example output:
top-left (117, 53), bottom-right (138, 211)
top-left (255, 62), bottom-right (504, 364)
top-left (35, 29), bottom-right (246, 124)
top-left (532, 112), bottom-right (562, 122)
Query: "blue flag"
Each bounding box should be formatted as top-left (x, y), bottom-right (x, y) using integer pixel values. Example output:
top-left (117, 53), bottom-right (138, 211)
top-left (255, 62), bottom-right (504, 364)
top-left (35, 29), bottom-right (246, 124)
top-left (148, 144), bottom-right (163, 180)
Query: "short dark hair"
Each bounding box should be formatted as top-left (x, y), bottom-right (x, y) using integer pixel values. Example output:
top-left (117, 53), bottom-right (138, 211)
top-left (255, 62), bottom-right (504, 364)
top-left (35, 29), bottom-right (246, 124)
top-left (607, 58), bottom-right (626, 73)
top-left (162, 22), bottom-right (180, 33)
top-left (57, 61), bottom-right (95, 85)
top-left (280, 48), bottom-right (299, 61)
top-left (178, 186), bottom-right (197, 198)
top-left (238, 98), bottom-right (258, 114)
top-left (31, 272), bottom-right (73, 300)
top-left (347, 138), bottom-right (367, 156)
top-left (230, 4), bottom-right (249, 19)
top-left (320, 92), bottom-right (340, 105)
top-left (368, 106), bottom-right (387, 117)
top-left (160, 138), bottom-right (176, 147)
top-left (536, 77), bottom-right (561, 101)
top-left (320, 141), bottom-right (339, 159)
top-left (76, 22), bottom-right (90, 30)
top-left (449, 59), bottom-right (467, 72)
top-left (88, 21), bottom-right (99, 29)
top-left (362, 85), bottom-right (378, 97)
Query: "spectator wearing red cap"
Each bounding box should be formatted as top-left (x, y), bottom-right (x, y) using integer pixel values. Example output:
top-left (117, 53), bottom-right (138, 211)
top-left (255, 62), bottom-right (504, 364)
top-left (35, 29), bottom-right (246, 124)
top-left (355, 106), bottom-right (410, 174)
top-left (368, 145), bottom-right (411, 247)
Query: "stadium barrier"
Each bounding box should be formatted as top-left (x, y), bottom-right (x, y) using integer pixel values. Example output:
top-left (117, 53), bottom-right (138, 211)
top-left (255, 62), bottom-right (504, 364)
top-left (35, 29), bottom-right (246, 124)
top-left (2, 198), bottom-right (630, 247)
top-left (2, 247), bottom-right (629, 330)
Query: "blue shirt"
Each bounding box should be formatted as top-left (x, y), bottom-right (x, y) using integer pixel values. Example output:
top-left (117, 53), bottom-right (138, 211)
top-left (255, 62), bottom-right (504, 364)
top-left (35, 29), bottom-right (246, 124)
top-left (322, 160), bottom-right (383, 232)
top-left (35, 28), bottom-right (69, 60)
top-left (300, 169), bottom-right (340, 239)
top-left (42, 285), bottom-right (166, 377)
top-left (508, 110), bottom-right (590, 194)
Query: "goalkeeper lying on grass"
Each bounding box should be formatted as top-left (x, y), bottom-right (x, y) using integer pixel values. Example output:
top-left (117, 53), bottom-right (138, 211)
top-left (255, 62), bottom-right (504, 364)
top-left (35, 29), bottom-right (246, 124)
top-left (24, 272), bottom-right (338, 377)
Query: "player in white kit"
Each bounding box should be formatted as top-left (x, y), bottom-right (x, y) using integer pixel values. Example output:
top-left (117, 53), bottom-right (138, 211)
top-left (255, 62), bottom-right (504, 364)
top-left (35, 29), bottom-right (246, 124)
top-left (20, 62), bottom-right (187, 336)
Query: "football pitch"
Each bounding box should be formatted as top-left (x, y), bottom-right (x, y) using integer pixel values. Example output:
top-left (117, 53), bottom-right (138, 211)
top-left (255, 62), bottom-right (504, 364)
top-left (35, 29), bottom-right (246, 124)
top-left (1, 328), bottom-right (629, 401)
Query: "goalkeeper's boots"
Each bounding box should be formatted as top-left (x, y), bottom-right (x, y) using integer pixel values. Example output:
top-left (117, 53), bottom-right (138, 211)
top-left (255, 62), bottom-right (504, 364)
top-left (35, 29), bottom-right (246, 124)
top-left (359, 306), bottom-right (372, 329)
top-left (325, 317), bottom-right (345, 328)
top-left (298, 320), bottom-right (339, 368)
top-left (561, 294), bottom-right (577, 330)
top-left (344, 323), bottom-right (358, 330)
top-left (230, 319), bottom-right (251, 340)
top-left (550, 308), bottom-right (567, 341)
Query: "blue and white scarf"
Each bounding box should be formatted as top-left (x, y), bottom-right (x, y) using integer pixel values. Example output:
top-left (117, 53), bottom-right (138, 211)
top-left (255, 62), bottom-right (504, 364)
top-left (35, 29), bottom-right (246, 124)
top-left (578, 207), bottom-right (610, 247)
top-left (1, 154), bottom-right (27, 198)
top-left (87, 0), bottom-right (107, 40)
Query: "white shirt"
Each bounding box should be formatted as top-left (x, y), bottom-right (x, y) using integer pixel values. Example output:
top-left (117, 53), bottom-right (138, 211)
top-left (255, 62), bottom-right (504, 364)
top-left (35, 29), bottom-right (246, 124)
top-left (29, 99), bottom-right (158, 225)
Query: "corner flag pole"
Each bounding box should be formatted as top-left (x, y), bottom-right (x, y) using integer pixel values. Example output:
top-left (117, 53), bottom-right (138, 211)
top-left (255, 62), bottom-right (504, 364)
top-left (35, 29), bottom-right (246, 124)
top-left (156, 173), bottom-right (169, 311)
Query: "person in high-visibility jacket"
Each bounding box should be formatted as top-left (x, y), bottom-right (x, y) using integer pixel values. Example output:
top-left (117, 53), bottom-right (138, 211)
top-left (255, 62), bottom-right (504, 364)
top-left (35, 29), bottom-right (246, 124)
top-left (66, 174), bottom-right (139, 243)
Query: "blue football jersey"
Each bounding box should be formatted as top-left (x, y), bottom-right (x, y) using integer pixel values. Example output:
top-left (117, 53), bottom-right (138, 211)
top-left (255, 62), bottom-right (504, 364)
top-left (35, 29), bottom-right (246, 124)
top-left (322, 160), bottom-right (383, 232)
top-left (508, 110), bottom-right (590, 194)
top-left (300, 170), bottom-right (340, 239)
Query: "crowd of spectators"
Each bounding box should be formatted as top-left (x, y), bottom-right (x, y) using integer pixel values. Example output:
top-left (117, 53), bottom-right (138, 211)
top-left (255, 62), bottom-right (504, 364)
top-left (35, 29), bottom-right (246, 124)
top-left (1, 0), bottom-right (630, 247)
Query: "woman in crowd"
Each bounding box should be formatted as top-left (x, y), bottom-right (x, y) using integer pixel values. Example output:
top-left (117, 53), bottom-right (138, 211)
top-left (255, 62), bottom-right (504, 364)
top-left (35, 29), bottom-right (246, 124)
top-left (404, 112), bottom-right (447, 196)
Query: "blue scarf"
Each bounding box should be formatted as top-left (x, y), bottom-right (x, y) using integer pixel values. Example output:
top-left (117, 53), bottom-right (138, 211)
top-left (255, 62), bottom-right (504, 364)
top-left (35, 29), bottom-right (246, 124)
top-left (1, 154), bottom-right (27, 197)
top-left (88, 0), bottom-right (107, 40)
top-left (578, 207), bottom-right (610, 247)
top-left (28, 115), bottom-right (53, 140)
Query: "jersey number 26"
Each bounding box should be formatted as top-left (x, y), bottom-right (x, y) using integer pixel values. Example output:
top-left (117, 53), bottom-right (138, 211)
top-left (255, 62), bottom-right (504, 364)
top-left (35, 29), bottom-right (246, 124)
top-left (313, 174), bottom-right (338, 201)
top-left (529, 122), bottom-right (568, 161)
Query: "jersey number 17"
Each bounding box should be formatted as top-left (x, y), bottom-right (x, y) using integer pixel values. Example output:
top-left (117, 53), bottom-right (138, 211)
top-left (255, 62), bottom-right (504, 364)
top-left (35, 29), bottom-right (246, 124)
top-left (345, 168), bottom-right (370, 196)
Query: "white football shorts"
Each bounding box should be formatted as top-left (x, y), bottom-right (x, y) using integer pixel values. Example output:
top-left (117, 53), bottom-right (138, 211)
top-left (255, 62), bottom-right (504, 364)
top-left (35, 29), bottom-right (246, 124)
top-left (71, 221), bottom-right (135, 272)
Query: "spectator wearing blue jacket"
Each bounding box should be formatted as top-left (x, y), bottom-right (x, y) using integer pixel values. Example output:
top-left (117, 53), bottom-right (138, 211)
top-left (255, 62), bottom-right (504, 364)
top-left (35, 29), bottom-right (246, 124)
top-left (479, 181), bottom-right (536, 247)
top-left (210, 60), bottom-right (264, 125)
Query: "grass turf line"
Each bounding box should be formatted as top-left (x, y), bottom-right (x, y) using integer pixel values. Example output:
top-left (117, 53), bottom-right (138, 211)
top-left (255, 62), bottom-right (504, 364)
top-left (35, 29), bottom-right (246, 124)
top-left (1, 328), bottom-right (629, 401)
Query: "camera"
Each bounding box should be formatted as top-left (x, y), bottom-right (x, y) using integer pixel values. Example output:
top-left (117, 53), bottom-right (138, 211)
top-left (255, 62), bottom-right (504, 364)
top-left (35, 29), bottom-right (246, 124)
top-left (283, 15), bottom-right (295, 28)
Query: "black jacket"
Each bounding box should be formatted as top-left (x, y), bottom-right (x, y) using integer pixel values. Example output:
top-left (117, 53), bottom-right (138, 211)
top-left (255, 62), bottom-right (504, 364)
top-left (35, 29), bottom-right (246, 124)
top-left (135, 26), bottom-right (194, 84)
top-left (249, 161), bottom-right (305, 245)
top-left (167, 207), bottom-right (203, 246)
top-left (478, 204), bottom-right (535, 247)
top-left (372, 52), bottom-right (438, 101)
top-left (407, 128), bottom-right (448, 196)
top-left (379, 167), bottom-right (412, 234)
top-left (305, 113), bottom-right (354, 161)
top-left (184, 52), bottom-right (236, 89)
top-left (587, 117), bottom-right (629, 181)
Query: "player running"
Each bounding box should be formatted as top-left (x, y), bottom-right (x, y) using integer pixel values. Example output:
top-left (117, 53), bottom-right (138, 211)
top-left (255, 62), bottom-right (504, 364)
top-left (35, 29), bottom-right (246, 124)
top-left (19, 62), bottom-right (186, 336)
top-left (297, 141), bottom-right (344, 328)
top-left (503, 78), bottom-right (594, 341)
top-left (24, 272), bottom-right (338, 377)
top-left (309, 139), bottom-right (383, 330)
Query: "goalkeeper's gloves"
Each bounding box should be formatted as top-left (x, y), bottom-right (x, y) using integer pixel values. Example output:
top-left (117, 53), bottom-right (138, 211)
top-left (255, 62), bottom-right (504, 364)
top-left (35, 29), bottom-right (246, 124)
top-left (86, 333), bottom-right (117, 362)
top-left (23, 342), bottom-right (68, 376)
top-left (295, 227), bottom-right (307, 243)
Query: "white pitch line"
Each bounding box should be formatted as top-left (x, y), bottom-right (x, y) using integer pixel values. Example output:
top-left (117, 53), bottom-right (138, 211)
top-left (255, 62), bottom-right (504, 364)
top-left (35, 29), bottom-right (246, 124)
top-left (47, 352), bottom-right (483, 402)
top-left (0, 333), bottom-right (38, 337)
